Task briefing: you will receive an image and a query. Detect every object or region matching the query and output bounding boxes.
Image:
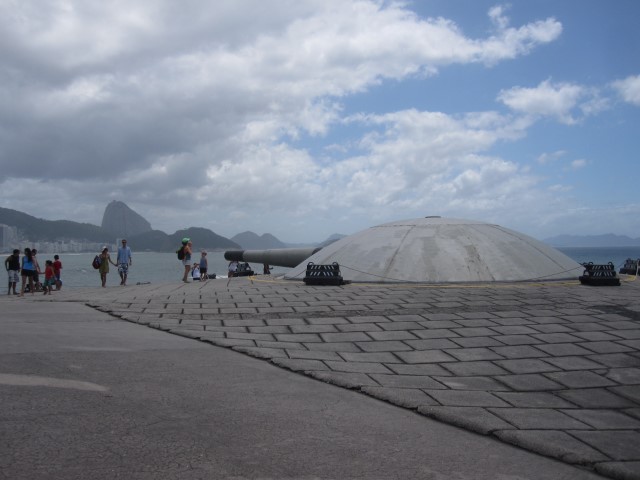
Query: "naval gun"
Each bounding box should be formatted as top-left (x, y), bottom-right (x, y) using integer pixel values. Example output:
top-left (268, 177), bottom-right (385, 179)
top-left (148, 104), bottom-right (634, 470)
top-left (224, 247), bottom-right (322, 269)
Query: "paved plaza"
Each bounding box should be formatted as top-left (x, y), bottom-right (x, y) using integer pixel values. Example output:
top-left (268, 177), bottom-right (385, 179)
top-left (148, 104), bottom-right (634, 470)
top-left (7, 275), bottom-right (640, 479)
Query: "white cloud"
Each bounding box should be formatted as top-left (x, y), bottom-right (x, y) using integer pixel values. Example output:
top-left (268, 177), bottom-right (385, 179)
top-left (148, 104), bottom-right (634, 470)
top-left (488, 5), bottom-right (511, 30)
top-left (570, 159), bottom-right (587, 170)
top-left (9, 1), bottom-right (636, 242)
top-left (497, 79), bottom-right (593, 124)
top-left (0, 1), bottom-right (564, 186)
top-left (537, 150), bottom-right (566, 164)
top-left (612, 74), bottom-right (640, 106)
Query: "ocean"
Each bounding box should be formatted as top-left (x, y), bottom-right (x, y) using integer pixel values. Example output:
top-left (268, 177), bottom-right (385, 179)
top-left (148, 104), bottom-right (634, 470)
top-left (15, 247), bottom-right (640, 289)
top-left (555, 247), bottom-right (640, 268)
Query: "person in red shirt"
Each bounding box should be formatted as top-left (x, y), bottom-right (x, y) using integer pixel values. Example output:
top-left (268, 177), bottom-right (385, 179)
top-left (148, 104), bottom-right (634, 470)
top-left (53, 254), bottom-right (63, 290)
top-left (42, 260), bottom-right (56, 295)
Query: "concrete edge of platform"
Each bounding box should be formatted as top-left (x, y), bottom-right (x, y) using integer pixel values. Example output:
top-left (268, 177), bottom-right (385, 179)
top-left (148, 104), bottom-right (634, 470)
top-left (83, 301), bottom-right (640, 480)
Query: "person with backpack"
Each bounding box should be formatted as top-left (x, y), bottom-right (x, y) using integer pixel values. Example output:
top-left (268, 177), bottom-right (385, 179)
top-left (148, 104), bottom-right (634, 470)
top-left (178, 238), bottom-right (192, 283)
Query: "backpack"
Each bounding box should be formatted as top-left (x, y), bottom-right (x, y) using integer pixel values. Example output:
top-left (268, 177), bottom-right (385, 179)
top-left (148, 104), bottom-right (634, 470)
top-left (92, 255), bottom-right (101, 269)
top-left (176, 246), bottom-right (185, 260)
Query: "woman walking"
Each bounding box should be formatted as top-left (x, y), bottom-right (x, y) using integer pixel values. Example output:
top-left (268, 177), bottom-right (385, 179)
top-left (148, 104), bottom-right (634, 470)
top-left (98, 247), bottom-right (117, 287)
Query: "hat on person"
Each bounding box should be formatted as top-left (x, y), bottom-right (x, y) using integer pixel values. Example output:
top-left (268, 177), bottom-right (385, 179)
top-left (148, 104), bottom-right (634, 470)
top-left (182, 237), bottom-right (190, 244)
top-left (102, 246), bottom-right (108, 251)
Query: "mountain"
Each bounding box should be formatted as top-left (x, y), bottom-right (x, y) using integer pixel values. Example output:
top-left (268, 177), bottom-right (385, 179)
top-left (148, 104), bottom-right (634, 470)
top-left (101, 200), bottom-right (152, 238)
top-left (0, 204), bottom-right (240, 252)
top-left (170, 228), bottom-right (240, 250)
top-left (129, 227), bottom-right (240, 252)
top-left (317, 233), bottom-right (347, 247)
top-left (126, 230), bottom-right (173, 251)
top-left (544, 234), bottom-right (640, 247)
top-left (231, 231), bottom-right (287, 249)
top-left (231, 232), bottom-right (350, 249)
top-left (0, 207), bottom-right (111, 242)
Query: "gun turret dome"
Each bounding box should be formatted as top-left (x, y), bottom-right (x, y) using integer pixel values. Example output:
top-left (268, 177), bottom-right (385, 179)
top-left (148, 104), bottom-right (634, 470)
top-left (285, 217), bottom-right (582, 283)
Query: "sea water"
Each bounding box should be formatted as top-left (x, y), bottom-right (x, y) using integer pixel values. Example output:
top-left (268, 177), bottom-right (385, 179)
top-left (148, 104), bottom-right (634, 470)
top-left (27, 247), bottom-right (640, 289)
top-left (556, 247), bottom-right (640, 268)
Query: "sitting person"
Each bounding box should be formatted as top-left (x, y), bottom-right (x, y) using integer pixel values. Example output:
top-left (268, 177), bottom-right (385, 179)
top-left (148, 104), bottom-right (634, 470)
top-left (191, 263), bottom-right (201, 281)
top-left (228, 260), bottom-right (238, 278)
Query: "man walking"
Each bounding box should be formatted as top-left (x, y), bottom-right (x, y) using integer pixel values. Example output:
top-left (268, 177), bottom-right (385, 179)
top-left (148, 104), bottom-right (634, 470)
top-left (117, 239), bottom-right (133, 286)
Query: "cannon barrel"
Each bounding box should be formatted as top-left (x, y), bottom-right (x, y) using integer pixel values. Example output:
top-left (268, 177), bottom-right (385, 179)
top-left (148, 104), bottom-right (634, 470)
top-left (224, 247), bottom-right (322, 268)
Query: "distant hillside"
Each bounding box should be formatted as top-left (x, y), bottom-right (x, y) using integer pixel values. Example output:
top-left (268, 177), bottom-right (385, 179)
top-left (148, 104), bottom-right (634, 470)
top-left (317, 233), bottom-right (347, 247)
top-left (0, 205), bottom-right (240, 252)
top-left (129, 227), bottom-right (240, 252)
top-left (229, 231), bottom-right (348, 249)
top-left (0, 207), bottom-right (111, 242)
top-left (544, 234), bottom-right (640, 247)
top-left (126, 230), bottom-right (173, 251)
top-left (171, 228), bottom-right (240, 251)
top-left (231, 231), bottom-right (287, 249)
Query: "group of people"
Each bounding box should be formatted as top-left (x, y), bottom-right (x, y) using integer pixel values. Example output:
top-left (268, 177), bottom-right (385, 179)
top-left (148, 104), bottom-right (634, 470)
top-left (226, 260), bottom-right (269, 277)
top-left (178, 238), bottom-right (211, 283)
top-left (97, 239), bottom-right (133, 287)
top-left (6, 237), bottom-right (272, 294)
top-left (190, 258), bottom-right (212, 281)
top-left (4, 248), bottom-right (62, 296)
top-left (179, 238), bottom-right (270, 283)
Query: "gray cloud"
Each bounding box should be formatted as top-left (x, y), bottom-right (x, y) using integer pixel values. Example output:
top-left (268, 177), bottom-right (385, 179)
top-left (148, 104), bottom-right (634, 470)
top-left (5, 0), bottom-right (617, 242)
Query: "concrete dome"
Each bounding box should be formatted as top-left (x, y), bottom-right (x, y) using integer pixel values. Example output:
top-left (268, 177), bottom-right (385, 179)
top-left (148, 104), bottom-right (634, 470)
top-left (285, 217), bottom-right (582, 283)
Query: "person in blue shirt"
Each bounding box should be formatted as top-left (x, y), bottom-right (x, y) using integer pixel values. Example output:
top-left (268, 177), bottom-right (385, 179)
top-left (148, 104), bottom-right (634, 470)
top-left (199, 251), bottom-right (208, 280)
top-left (117, 239), bottom-right (133, 286)
top-left (19, 247), bottom-right (35, 296)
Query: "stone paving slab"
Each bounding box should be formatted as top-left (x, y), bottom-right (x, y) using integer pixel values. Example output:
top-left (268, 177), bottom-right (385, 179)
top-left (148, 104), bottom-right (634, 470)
top-left (8, 274), bottom-right (640, 479)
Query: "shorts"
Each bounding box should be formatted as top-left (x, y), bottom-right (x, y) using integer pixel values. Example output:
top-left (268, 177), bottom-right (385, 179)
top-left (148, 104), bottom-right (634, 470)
top-left (8, 270), bottom-right (19, 283)
top-left (43, 278), bottom-right (56, 287)
top-left (118, 263), bottom-right (129, 275)
top-left (200, 267), bottom-right (207, 275)
top-left (21, 269), bottom-right (35, 278)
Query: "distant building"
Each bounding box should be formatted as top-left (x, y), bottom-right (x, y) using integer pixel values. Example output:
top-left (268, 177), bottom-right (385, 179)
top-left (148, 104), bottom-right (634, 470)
top-left (0, 224), bottom-right (18, 252)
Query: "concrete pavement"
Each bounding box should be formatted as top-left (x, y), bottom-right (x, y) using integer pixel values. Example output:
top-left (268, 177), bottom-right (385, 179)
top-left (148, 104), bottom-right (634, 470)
top-left (2, 275), bottom-right (640, 479)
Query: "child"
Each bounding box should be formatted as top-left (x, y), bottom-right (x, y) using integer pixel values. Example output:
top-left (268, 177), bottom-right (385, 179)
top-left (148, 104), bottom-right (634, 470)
top-left (53, 254), bottom-right (63, 290)
top-left (42, 260), bottom-right (56, 295)
top-left (199, 251), bottom-right (208, 280)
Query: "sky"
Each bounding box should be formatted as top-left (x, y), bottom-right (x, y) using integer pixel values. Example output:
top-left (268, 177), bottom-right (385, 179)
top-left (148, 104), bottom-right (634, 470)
top-left (1, 0), bottom-right (639, 243)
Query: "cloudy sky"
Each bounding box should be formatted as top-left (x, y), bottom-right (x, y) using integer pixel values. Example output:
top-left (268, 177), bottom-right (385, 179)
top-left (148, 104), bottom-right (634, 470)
top-left (1, 0), bottom-right (638, 243)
